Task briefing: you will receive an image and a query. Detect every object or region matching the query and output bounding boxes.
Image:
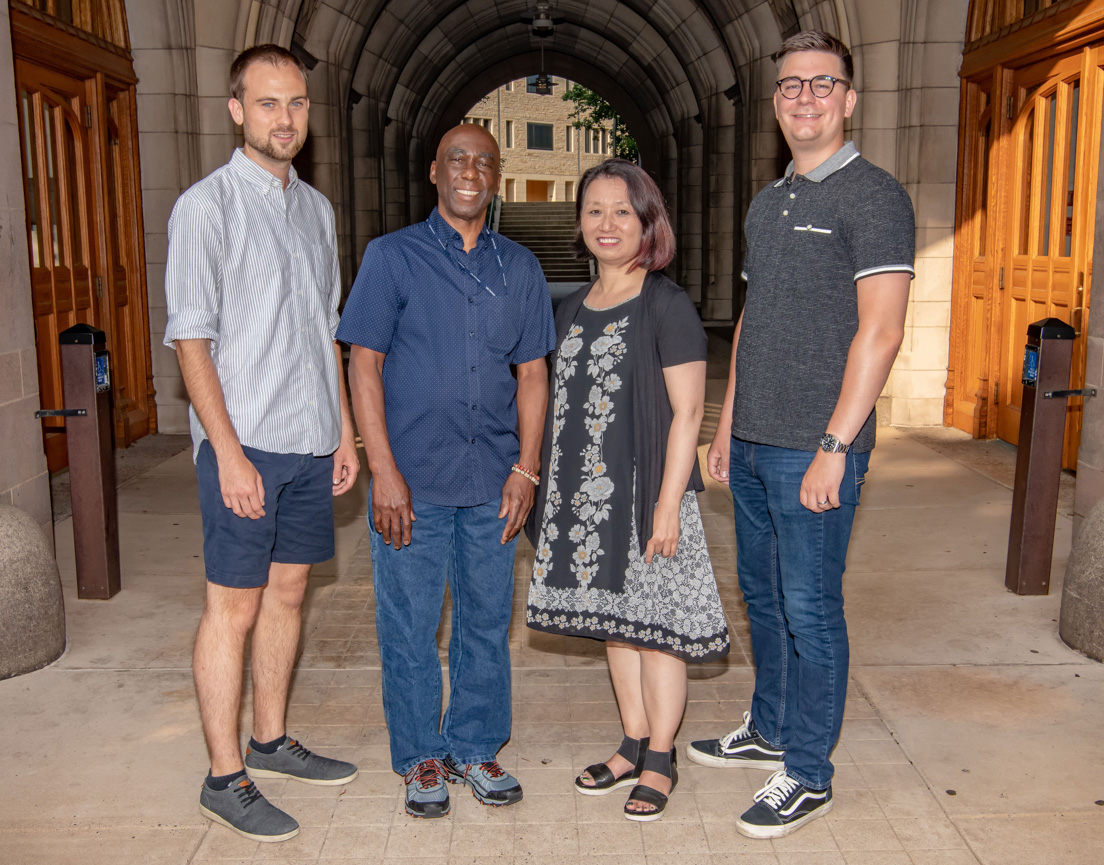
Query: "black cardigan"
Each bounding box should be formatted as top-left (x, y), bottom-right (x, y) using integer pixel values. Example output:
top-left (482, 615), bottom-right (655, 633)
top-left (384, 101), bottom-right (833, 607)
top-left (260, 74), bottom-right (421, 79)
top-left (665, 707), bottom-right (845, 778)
top-left (525, 271), bottom-right (706, 552)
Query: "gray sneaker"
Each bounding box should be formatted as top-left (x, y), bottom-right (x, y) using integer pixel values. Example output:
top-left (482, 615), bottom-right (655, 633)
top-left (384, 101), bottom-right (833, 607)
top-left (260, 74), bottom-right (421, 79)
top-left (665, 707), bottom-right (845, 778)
top-left (245, 737), bottom-right (359, 786)
top-left (199, 775), bottom-right (300, 842)
top-left (403, 758), bottom-right (451, 818)
top-left (443, 756), bottom-right (523, 806)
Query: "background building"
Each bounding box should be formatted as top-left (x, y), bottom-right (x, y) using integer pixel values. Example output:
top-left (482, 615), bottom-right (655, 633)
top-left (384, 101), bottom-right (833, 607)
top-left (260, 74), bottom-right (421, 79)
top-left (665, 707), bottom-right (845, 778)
top-left (464, 75), bottom-right (614, 202)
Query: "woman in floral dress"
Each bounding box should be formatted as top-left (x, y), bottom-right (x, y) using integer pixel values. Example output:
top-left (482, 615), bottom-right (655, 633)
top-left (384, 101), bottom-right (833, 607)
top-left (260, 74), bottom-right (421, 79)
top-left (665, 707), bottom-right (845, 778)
top-left (525, 159), bottom-right (729, 821)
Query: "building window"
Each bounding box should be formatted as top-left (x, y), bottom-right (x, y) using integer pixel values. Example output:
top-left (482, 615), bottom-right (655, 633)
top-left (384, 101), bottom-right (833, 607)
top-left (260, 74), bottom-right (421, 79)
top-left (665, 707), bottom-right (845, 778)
top-left (504, 80), bottom-right (513, 91)
top-left (565, 126), bottom-right (573, 152)
top-left (505, 120), bottom-right (514, 149)
top-left (527, 122), bottom-right (554, 151)
top-left (463, 116), bottom-right (492, 132)
top-left (565, 180), bottom-right (575, 202)
top-left (526, 75), bottom-right (539, 93)
top-left (583, 129), bottom-right (592, 154)
top-left (601, 129), bottom-right (609, 154)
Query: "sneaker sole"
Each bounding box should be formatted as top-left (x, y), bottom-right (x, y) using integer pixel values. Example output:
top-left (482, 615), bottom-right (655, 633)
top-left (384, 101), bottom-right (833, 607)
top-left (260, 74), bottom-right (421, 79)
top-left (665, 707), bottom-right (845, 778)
top-left (734, 799), bottom-right (833, 839)
top-left (685, 744), bottom-right (784, 771)
top-left (405, 801), bottom-right (451, 818)
top-left (246, 766), bottom-right (359, 786)
top-left (200, 805), bottom-right (300, 843)
top-left (574, 775), bottom-right (638, 796)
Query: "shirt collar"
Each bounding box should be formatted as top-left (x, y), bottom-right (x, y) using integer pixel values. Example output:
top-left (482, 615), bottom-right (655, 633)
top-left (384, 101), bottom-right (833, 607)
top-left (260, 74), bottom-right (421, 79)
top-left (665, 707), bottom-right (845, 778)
top-left (775, 141), bottom-right (860, 187)
top-left (427, 206), bottom-right (487, 252)
top-left (229, 147), bottom-right (299, 193)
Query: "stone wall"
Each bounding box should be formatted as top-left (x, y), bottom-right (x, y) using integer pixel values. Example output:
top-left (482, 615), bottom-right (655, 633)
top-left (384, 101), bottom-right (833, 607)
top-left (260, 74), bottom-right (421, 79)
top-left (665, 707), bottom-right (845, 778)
top-left (0, 2), bottom-right (52, 544)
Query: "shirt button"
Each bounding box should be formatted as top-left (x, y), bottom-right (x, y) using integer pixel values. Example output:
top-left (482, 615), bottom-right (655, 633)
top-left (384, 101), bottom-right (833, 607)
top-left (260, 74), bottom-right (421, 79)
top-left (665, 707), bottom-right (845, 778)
top-left (468, 298), bottom-right (474, 304)
top-left (471, 438), bottom-right (476, 444)
top-left (469, 331), bottom-right (475, 337)
top-left (783, 210), bottom-right (789, 216)
top-left (471, 404), bottom-right (476, 410)
top-left (789, 193), bottom-right (796, 199)
top-left (471, 366), bottom-right (476, 372)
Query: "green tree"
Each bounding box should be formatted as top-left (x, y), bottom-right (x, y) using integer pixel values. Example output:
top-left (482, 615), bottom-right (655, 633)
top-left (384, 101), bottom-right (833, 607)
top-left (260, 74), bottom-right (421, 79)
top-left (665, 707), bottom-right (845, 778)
top-left (561, 84), bottom-right (638, 162)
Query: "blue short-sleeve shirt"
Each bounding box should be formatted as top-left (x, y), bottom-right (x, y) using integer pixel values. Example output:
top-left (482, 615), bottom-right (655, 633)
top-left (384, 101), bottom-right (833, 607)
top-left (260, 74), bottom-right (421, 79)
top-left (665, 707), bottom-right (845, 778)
top-left (337, 207), bottom-right (557, 506)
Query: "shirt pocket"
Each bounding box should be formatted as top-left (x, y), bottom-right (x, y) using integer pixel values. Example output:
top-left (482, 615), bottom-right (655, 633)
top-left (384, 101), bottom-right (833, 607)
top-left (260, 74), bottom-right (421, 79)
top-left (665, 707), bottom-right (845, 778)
top-left (481, 294), bottom-right (521, 356)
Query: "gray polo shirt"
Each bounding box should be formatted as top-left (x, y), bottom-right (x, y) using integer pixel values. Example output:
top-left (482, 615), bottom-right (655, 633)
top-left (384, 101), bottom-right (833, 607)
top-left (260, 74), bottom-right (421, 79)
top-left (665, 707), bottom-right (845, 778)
top-left (732, 142), bottom-right (915, 453)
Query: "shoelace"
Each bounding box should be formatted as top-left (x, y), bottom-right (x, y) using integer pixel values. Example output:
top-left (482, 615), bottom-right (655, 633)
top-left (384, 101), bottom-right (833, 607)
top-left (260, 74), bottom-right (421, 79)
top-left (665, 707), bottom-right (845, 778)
top-left (477, 761), bottom-right (506, 779)
top-left (405, 759), bottom-right (445, 791)
top-left (753, 770), bottom-right (800, 809)
top-left (718, 712), bottom-right (755, 749)
top-left (233, 778), bottom-right (262, 807)
top-left (284, 738), bottom-right (311, 762)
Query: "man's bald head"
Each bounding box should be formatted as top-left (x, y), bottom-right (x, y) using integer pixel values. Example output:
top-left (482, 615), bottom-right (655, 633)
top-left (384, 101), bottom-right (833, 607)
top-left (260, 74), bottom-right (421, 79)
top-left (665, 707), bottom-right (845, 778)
top-left (436, 124), bottom-right (500, 166)
top-left (430, 124), bottom-right (502, 235)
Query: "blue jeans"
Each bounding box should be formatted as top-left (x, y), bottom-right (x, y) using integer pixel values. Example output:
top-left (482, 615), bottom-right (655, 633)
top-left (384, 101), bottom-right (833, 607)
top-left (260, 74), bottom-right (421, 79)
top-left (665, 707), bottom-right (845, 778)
top-left (728, 438), bottom-right (870, 790)
top-left (368, 485), bottom-right (518, 774)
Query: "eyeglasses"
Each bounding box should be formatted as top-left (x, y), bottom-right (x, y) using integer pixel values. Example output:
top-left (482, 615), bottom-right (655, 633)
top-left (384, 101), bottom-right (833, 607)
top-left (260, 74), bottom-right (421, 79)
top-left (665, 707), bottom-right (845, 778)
top-left (775, 76), bottom-right (850, 99)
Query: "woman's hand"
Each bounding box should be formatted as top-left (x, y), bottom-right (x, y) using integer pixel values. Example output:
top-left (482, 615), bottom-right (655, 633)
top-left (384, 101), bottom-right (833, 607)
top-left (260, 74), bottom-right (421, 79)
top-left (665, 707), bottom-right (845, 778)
top-left (644, 503), bottom-right (680, 564)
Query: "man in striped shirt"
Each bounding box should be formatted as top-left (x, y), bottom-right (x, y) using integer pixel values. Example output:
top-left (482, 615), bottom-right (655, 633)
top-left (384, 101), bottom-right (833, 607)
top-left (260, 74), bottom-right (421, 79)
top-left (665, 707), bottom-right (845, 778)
top-left (164, 45), bottom-right (360, 843)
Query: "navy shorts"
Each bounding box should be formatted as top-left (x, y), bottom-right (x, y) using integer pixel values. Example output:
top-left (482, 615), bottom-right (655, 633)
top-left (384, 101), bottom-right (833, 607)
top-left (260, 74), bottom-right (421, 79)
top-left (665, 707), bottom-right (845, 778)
top-left (196, 440), bottom-right (335, 588)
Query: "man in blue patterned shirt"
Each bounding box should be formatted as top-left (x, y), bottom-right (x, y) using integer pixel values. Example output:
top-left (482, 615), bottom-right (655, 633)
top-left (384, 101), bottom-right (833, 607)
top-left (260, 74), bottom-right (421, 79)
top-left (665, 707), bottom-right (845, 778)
top-left (165, 45), bottom-right (360, 844)
top-left (338, 123), bottom-right (556, 818)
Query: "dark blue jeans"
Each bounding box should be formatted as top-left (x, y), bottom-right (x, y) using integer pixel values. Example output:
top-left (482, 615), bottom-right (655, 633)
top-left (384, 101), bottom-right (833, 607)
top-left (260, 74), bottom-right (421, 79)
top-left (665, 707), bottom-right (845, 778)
top-left (368, 485), bottom-right (518, 774)
top-left (729, 438), bottom-right (870, 790)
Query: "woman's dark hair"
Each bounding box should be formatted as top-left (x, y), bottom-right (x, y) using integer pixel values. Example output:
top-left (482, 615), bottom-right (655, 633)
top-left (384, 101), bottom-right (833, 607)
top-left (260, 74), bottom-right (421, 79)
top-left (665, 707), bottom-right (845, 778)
top-left (572, 159), bottom-right (675, 272)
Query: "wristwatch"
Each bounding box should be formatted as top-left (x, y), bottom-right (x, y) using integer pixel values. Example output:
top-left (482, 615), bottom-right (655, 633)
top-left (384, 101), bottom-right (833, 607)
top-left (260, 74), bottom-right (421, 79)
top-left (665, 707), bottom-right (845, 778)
top-left (819, 433), bottom-right (850, 454)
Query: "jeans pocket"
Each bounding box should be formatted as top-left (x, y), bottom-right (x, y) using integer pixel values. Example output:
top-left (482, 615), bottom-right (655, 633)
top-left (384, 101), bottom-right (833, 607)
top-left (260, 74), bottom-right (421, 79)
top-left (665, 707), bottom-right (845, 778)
top-left (849, 451), bottom-right (871, 504)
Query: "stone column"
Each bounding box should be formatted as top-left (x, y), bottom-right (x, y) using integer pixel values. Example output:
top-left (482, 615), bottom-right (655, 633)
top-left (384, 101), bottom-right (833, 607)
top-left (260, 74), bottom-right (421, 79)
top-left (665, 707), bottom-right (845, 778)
top-left (0, 505), bottom-right (65, 679)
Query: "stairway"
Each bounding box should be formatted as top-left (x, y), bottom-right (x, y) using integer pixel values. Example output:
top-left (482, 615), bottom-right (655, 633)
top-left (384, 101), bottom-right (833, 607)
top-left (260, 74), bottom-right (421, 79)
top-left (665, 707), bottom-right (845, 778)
top-left (496, 201), bottom-right (592, 282)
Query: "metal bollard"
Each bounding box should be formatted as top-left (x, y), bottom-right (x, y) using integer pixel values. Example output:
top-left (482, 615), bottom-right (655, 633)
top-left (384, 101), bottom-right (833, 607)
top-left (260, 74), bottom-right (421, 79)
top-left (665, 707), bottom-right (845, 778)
top-left (1005, 318), bottom-right (1095, 595)
top-left (56, 324), bottom-right (121, 599)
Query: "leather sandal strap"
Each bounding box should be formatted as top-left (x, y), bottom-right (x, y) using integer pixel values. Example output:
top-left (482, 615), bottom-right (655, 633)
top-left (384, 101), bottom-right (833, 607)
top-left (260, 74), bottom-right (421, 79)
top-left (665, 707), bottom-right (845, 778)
top-left (641, 748), bottom-right (675, 778)
top-left (614, 735), bottom-right (649, 765)
top-left (578, 762), bottom-right (616, 787)
top-left (625, 782), bottom-right (668, 812)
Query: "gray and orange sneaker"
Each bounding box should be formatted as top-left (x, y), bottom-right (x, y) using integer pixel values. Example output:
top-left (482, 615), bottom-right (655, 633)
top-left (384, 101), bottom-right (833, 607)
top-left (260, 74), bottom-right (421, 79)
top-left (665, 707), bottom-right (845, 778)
top-left (443, 756), bottom-right (523, 807)
top-left (403, 758), bottom-right (451, 818)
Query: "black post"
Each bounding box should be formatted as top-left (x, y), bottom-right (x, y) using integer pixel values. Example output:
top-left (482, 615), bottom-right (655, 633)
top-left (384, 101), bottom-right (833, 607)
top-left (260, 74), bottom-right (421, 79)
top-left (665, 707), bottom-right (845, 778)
top-left (1005, 318), bottom-right (1075, 595)
top-left (59, 324), bottom-right (120, 599)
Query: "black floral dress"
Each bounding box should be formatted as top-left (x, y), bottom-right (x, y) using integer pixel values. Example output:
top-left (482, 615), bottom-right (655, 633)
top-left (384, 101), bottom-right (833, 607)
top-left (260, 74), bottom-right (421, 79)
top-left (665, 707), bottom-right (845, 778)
top-left (526, 297), bottom-right (729, 662)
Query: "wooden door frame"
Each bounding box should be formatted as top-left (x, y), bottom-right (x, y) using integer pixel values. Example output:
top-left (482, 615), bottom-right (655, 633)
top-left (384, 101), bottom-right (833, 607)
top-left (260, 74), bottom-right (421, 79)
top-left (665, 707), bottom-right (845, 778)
top-left (11, 2), bottom-right (155, 469)
top-left (947, 1), bottom-right (1104, 454)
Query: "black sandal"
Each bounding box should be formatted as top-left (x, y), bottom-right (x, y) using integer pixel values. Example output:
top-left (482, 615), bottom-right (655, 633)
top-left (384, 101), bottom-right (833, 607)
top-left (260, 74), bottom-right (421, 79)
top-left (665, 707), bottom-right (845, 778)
top-left (574, 735), bottom-right (650, 796)
top-left (623, 747), bottom-right (678, 822)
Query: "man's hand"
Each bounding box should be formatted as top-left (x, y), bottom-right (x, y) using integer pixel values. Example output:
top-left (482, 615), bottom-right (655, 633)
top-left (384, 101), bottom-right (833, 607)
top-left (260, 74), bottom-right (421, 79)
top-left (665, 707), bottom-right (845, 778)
top-left (219, 450), bottom-right (266, 519)
top-left (644, 503), bottom-right (680, 564)
top-left (706, 429), bottom-right (730, 483)
top-left (331, 436), bottom-right (360, 496)
top-left (498, 471), bottom-right (536, 544)
top-left (372, 467), bottom-right (416, 548)
top-left (800, 450), bottom-right (846, 512)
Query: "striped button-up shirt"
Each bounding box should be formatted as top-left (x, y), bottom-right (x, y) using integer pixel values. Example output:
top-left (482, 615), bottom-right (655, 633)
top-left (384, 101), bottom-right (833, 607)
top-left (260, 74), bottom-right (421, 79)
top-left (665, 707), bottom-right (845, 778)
top-left (164, 148), bottom-right (342, 460)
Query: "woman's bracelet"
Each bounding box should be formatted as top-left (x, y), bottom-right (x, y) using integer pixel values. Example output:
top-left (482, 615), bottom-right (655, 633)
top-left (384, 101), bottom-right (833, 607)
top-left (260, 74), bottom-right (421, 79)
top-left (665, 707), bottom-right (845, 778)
top-left (511, 463), bottom-right (540, 486)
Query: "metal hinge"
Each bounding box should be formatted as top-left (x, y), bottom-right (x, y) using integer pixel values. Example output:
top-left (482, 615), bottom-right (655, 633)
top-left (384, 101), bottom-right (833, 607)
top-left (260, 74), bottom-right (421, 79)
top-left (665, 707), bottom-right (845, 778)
top-left (84, 105), bottom-right (92, 128)
top-left (994, 381), bottom-right (1000, 405)
top-left (1006, 96), bottom-right (1014, 119)
top-left (999, 267), bottom-right (1005, 290)
top-left (95, 276), bottom-right (103, 298)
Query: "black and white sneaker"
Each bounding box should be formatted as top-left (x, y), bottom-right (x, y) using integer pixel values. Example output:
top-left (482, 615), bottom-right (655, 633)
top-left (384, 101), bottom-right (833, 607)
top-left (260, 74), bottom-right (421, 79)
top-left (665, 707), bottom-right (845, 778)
top-left (735, 769), bottom-right (832, 839)
top-left (686, 712), bottom-right (785, 770)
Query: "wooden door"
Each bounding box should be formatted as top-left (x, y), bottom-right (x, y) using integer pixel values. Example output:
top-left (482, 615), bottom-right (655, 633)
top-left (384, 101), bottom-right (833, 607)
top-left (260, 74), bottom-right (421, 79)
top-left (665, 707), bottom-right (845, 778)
top-left (12, 0), bottom-right (155, 472)
top-left (17, 62), bottom-right (101, 470)
top-left (997, 50), bottom-right (1100, 467)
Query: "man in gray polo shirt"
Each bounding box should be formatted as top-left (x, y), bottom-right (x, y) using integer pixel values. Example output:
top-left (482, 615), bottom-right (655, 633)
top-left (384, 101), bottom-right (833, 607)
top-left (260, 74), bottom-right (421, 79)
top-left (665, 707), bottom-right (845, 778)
top-left (688, 31), bottom-right (914, 838)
